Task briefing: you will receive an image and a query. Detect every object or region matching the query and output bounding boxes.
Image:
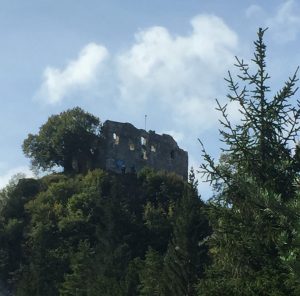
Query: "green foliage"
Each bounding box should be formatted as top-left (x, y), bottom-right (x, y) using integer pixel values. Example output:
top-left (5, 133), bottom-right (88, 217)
top-left (22, 107), bottom-right (102, 173)
top-left (0, 177), bottom-right (40, 285)
top-left (139, 248), bottom-right (165, 296)
top-left (0, 167), bottom-right (208, 296)
top-left (137, 185), bottom-right (210, 296)
top-left (163, 188), bottom-right (209, 296)
top-left (198, 28), bottom-right (300, 295)
top-left (60, 240), bottom-right (95, 296)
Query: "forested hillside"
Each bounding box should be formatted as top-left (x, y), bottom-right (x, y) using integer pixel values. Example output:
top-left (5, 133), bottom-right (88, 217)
top-left (0, 169), bottom-right (209, 295)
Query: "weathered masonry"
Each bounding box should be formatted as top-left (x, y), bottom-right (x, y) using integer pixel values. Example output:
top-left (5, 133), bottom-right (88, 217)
top-left (98, 120), bottom-right (188, 179)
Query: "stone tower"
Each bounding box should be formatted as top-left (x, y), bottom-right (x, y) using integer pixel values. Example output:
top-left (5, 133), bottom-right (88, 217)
top-left (97, 120), bottom-right (188, 179)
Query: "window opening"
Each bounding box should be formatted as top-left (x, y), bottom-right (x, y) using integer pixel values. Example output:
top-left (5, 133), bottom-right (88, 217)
top-left (141, 148), bottom-right (148, 160)
top-left (113, 133), bottom-right (119, 145)
top-left (141, 136), bottom-right (147, 146)
top-left (151, 145), bottom-right (156, 152)
top-left (129, 140), bottom-right (135, 151)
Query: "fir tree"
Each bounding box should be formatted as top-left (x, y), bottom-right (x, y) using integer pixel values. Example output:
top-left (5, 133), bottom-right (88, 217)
top-left (198, 28), bottom-right (300, 295)
top-left (60, 240), bottom-right (94, 296)
top-left (163, 187), bottom-right (209, 296)
top-left (139, 248), bottom-right (164, 296)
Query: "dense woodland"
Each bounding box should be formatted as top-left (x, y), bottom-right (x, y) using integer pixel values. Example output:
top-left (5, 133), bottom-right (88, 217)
top-left (2, 29), bottom-right (300, 295)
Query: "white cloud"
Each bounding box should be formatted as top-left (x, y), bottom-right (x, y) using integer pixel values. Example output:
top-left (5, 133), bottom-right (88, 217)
top-left (245, 5), bottom-right (263, 19)
top-left (36, 14), bottom-right (239, 135)
top-left (116, 14), bottom-right (238, 132)
top-left (0, 166), bottom-right (34, 189)
top-left (37, 43), bottom-right (109, 104)
top-left (266, 0), bottom-right (300, 43)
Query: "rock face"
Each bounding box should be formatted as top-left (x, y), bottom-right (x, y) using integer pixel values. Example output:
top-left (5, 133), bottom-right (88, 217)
top-left (97, 120), bottom-right (188, 179)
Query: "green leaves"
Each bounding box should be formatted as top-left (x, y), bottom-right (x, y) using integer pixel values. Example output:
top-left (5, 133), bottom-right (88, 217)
top-left (139, 248), bottom-right (164, 296)
top-left (22, 107), bottom-right (102, 173)
top-left (0, 167), bottom-right (209, 296)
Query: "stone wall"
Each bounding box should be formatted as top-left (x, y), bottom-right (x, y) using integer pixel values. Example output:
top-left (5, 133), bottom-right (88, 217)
top-left (98, 120), bottom-right (188, 179)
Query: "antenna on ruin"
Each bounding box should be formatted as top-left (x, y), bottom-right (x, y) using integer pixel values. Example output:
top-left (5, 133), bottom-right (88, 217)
top-left (145, 115), bottom-right (147, 131)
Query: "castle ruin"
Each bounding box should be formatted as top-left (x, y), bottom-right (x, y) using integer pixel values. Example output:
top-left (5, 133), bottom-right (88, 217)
top-left (97, 120), bottom-right (188, 179)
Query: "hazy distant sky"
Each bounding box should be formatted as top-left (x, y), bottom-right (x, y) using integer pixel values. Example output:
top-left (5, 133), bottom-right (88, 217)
top-left (1, 0), bottom-right (299, 198)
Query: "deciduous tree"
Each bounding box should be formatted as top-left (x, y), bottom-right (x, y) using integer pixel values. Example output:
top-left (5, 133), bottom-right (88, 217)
top-left (23, 107), bottom-right (102, 173)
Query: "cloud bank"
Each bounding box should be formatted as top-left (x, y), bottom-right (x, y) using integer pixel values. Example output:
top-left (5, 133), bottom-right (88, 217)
top-left (37, 14), bottom-right (238, 135)
top-left (267, 0), bottom-right (300, 43)
top-left (37, 43), bottom-right (109, 104)
top-left (117, 15), bottom-right (238, 130)
top-left (246, 0), bottom-right (300, 43)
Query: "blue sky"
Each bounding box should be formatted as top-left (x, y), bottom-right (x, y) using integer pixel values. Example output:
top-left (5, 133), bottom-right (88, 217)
top-left (1, 0), bottom-right (300, 198)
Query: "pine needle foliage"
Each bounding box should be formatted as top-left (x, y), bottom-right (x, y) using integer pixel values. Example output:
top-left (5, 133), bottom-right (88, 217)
top-left (198, 28), bottom-right (300, 295)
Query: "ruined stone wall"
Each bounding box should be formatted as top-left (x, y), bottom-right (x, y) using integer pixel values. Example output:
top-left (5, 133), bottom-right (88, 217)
top-left (98, 120), bottom-right (188, 179)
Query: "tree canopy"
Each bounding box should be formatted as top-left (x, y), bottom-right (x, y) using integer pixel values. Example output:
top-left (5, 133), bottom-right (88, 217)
top-left (0, 168), bottom-right (209, 296)
top-left (22, 107), bottom-right (102, 173)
